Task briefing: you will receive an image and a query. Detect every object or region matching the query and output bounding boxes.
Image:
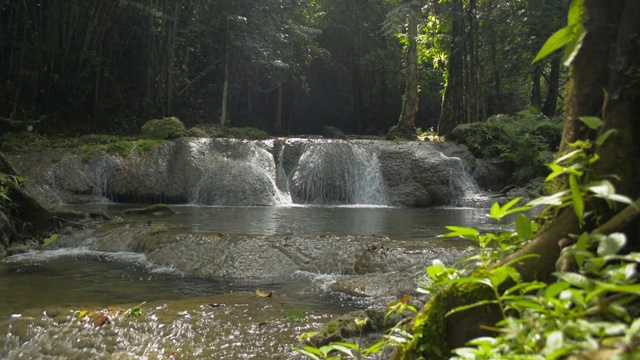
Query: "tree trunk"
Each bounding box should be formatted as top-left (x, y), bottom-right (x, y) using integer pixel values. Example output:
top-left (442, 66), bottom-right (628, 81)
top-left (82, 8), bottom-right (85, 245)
top-left (394, 0), bottom-right (640, 358)
top-left (438, 0), bottom-right (465, 136)
top-left (387, 10), bottom-right (419, 140)
top-left (221, 22), bottom-right (230, 126)
top-left (274, 82), bottom-right (283, 134)
top-left (531, 62), bottom-right (542, 110)
top-left (542, 55), bottom-right (561, 116)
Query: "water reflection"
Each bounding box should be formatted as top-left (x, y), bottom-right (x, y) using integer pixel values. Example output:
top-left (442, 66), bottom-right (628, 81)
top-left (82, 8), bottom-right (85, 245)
top-left (68, 203), bottom-right (491, 240)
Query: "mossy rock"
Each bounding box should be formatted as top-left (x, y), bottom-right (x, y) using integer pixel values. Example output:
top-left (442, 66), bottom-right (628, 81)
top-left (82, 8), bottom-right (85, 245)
top-left (141, 117), bottom-right (188, 140)
top-left (188, 127), bottom-right (209, 138)
top-left (123, 204), bottom-right (176, 216)
top-left (321, 125), bottom-right (347, 140)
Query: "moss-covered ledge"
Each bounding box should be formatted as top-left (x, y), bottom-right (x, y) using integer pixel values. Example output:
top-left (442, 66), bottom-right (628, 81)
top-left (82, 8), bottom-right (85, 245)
top-left (392, 283), bottom-right (499, 360)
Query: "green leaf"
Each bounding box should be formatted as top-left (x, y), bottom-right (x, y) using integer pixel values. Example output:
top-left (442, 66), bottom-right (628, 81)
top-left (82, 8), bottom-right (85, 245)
top-left (569, 174), bottom-right (584, 225)
top-left (527, 191), bottom-right (569, 207)
top-left (326, 344), bottom-right (354, 356)
top-left (567, 0), bottom-right (584, 26)
top-left (596, 129), bottom-right (617, 146)
top-left (43, 234), bottom-right (59, 246)
top-left (578, 116), bottom-right (603, 130)
top-left (439, 226), bottom-right (479, 241)
top-left (446, 299), bottom-right (499, 317)
top-left (596, 233), bottom-right (626, 257)
top-left (544, 330), bottom-right (564, 354)
top-left (555, 149), bottom-right (582, 165)
top-left (292, 347), bottom-right (322, 360)
top-left (562, 26), bottom-right (586, 66)
top-left (489, 202), bottom-right (500, 219)
top-left (532, 26), bottom-right (574, 64)
top-left (545, 281), bottom-right (571, 299)
top-left (515, 214), bottom-right (533, 241)
top-left (553, 272), bottom-right (590, 289)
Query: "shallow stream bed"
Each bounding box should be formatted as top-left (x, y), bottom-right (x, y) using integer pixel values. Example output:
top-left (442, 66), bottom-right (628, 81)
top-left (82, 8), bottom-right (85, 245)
top-left (0, 204), bottom-right (492, 359)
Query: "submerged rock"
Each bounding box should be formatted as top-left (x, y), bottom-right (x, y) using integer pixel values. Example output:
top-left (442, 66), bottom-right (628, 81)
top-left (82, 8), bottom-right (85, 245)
top-left (122, 204), bottom-right (176, 216)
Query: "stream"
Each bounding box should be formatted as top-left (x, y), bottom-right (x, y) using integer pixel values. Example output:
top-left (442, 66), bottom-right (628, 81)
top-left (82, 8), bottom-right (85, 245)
top-left (0, 205), bottom-right (491, 359)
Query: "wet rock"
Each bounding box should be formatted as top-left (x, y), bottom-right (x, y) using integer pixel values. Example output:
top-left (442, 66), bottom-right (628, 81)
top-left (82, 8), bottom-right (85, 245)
top-left (328, 271), bottom-right (418, 299)
top-left (6, 242), bottom-right (35, 256)
top-left (8, 138), bottom-right (484, 208)
top-left (473, 158), bottom-right (510, 191)
top-left (123, 204), bottom-right (176, 216)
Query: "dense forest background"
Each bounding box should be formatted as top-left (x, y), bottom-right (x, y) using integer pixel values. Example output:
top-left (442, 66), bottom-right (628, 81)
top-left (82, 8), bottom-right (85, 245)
top-left (0, 0), bottom-right (567, 136)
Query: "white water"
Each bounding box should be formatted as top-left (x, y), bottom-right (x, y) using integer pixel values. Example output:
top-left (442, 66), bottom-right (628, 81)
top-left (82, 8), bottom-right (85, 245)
top-left (289, 142), bottom-right (387, 205)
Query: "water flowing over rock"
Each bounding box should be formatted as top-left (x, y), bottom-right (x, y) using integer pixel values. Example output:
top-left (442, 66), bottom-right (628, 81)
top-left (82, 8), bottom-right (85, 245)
top-left (288, 141), bottom-right (387, 205)
top-left (8, 138), bottom-right (484, 207)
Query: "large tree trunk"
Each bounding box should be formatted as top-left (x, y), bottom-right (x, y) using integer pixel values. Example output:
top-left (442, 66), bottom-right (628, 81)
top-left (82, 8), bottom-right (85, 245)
top-left (437, 0), bottom-right (466, 136)
top-left (387, 10), bottom-right (419, 140)
top-left (394, 1), bottom-right (640, 358)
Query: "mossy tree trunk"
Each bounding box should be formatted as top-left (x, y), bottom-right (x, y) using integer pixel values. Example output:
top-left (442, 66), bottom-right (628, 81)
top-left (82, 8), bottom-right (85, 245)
top-left (397, 1), bottom-right (640, 358)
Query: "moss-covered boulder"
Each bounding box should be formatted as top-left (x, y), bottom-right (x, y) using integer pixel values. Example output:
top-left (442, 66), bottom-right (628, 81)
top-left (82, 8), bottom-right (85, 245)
top-left (188, 127), bottom-right (209, 138)
top-left (141, 117), bottom-right (188, 140)
top-left (321, 125), bottom-right (347, 140)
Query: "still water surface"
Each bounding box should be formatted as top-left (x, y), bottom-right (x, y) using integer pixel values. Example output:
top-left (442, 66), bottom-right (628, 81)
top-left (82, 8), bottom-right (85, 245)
top-left (66, 204), bottom-right (492, 240)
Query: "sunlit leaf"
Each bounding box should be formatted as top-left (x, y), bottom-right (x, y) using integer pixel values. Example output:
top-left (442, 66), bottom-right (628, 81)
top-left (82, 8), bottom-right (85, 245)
top-left (439, 226), bottom-right (479, 241)
top-left (256, 289), bottom-right (273, 298)
top-left (553, 272), bottom-right (590, 289)
top-left (386, 295), bottom-right (413, 308)
top-left (532, 26), bottom-right (574, 64)
top-left (569, 174), bottom-right (584, 225)
top-left (545, 281), bottom-right (571, 299)
top-left (555, 149), bottom-right (582, 165)
top-left (446, 299), bottom-right (499, 317)
top-left (578, 116), bottom-right (603, 130)
top-left (43, 234), bottom-right (59, 245)
top-left (596, 233), bottom-right (626, 257)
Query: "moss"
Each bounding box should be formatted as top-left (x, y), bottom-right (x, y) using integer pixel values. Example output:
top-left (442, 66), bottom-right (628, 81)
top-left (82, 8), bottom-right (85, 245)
top-left (397, 282), bottom-right (497, 360)
top-left (141, 117), bottom-right (187, 140)
top-left (51, 156), bottom-right (62, 163)
top-left (188, 127), bottom-right (209, 138)
top-left (133, 139), bottom-right (161, 155)
top-left (193, 124), bottom-right (270, 140)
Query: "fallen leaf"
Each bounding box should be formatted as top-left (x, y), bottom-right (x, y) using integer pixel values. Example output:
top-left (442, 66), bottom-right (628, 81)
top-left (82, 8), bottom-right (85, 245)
top-left (386, 295), bottom-right (413, 308)
top-left (256, 289), bottom-right (273, 298)
top-left (92, 313), bottom-right (110, 327)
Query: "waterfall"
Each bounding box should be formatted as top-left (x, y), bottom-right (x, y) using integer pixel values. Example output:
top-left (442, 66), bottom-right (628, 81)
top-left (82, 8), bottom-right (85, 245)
top-left (289, 142), bottom-right (387, 205)
top-left (188, 139), bottom-right (292, 206)
top-left (274, 142), bottom-right (293, 204)
top-left (92, 157), bottom-right (111, 203)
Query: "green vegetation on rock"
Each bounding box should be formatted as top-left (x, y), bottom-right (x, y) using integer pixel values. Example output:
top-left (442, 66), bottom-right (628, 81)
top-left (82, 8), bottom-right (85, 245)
top-left (141, 117), bottom-right (188, 140)
top-left (447, 114), bottom-right (564, 184)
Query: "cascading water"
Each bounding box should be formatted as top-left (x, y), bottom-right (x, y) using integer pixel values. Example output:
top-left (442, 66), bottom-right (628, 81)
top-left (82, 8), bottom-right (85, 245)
top-left (188, 139), bottom-right (292, 206)
top-left (92, 157), bottom-right (111, 203)
top-left (288, 142), bottom-right (387, 205)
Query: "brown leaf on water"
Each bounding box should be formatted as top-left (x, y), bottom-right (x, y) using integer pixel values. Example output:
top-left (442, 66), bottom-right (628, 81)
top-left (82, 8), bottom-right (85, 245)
top-left (92, 313), bottom-right (110, 327)
top-left (386, 295), bottom-right (413, 308)
top-left (255, 289), bottom-right (273, 298)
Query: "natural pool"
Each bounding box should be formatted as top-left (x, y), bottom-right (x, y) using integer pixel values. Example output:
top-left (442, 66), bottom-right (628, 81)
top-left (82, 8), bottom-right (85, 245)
top-left (0, 205), bottom-right (492, 359)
